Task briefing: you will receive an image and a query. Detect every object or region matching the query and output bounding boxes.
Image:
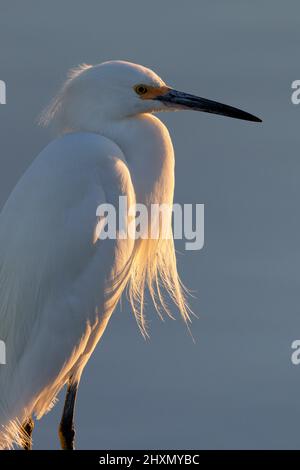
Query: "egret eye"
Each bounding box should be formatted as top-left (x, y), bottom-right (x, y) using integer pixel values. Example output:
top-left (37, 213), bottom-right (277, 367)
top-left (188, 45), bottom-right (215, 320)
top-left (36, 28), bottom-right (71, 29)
top-left (134, 84), bottom-right (148, 96)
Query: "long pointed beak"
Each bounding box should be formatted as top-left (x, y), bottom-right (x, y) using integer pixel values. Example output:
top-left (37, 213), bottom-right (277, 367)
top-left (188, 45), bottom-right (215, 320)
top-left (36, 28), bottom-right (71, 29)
top-left (156, 89), bottom-right (262, 123)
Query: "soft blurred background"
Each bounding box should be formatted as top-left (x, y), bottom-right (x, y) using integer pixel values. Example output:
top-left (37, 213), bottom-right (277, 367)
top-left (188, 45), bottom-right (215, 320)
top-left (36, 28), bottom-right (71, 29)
top-left (0, 0), bottom-right (299, 449)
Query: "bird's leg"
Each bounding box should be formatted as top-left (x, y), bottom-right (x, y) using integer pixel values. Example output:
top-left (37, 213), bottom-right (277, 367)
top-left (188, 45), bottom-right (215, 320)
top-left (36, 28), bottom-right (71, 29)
top-left (59, 376), bottom-right (79, 450)
top-left (22, 416), bottom-right (34, 450)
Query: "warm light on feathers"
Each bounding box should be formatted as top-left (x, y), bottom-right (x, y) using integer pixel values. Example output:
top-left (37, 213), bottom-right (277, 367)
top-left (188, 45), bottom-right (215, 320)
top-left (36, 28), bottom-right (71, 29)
top-left (41, 63), bottom-right (192, 338)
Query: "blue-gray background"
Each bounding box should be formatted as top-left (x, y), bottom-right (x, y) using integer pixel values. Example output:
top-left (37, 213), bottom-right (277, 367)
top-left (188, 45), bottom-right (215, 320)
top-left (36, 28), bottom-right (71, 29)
top-left (0, 0), bottom-right (299, 449)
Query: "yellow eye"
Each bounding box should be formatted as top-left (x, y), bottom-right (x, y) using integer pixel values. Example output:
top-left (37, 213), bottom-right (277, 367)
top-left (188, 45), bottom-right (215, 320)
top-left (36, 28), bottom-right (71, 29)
top-left (134, 84), bottom-right (148, 96)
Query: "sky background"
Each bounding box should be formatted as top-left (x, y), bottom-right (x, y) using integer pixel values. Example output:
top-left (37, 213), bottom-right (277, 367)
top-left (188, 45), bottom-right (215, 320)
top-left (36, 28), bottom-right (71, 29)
top-left (0, 0), bottom-right (300, 449)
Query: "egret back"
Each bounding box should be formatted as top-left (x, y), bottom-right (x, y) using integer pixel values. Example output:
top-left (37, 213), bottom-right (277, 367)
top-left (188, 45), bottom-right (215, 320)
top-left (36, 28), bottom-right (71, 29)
top-left (0, 132), bottom-right (135, 448)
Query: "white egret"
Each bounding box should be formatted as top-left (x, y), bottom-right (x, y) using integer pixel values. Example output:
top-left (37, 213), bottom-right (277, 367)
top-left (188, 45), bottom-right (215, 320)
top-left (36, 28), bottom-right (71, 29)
top-left (0, 60), bottom-right (261, 449)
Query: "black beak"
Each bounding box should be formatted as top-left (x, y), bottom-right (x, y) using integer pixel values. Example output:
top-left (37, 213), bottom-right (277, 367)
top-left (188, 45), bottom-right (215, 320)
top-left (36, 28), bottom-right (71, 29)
top-left (156, 89), bottom-right (262, 123)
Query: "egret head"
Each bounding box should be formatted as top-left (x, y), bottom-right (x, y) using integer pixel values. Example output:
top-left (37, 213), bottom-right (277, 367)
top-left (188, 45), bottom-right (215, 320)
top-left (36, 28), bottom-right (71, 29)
top-left (41, 60), bottom-right (261, 132)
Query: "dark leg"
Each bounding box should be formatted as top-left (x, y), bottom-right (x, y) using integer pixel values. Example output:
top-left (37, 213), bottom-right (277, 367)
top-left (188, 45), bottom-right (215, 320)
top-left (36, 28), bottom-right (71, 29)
top-left (59, 377), bottom-right (79, 450)
top-left (22, 416), bottom-right (34, 450)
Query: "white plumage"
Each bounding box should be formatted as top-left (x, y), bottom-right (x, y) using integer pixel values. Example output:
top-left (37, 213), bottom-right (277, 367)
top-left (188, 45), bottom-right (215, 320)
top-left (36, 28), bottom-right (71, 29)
top-left (0, 60), bottom-right (260, 449)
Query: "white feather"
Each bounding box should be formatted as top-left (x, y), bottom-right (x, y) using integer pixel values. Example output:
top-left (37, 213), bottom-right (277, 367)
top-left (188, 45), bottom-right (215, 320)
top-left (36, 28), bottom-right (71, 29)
top-left (0, 61), bottom-right (191, 448)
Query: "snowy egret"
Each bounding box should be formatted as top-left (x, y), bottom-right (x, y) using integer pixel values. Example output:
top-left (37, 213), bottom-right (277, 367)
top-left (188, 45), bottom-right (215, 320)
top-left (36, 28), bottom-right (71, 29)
top-left (0, 60), bottom-right (261, 450)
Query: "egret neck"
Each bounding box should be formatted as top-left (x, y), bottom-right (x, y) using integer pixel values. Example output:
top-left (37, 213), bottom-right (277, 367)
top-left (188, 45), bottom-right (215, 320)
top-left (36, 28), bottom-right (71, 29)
top-left (94, 113), bottom-right (175, 208)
